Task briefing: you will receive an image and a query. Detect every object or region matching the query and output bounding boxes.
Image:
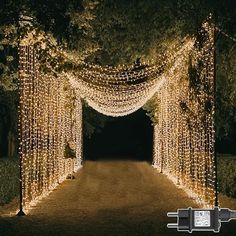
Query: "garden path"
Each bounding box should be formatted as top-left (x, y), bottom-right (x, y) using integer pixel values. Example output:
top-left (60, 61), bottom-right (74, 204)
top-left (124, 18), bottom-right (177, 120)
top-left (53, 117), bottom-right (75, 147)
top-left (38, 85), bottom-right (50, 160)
top-left (0, 160), bottom-right (236, 236)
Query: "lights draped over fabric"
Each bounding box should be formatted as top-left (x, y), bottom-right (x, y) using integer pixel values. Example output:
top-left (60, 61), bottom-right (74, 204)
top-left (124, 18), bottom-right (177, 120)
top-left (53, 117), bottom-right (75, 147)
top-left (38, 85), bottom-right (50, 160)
top-left (18, 18), bottom-right (216, 211)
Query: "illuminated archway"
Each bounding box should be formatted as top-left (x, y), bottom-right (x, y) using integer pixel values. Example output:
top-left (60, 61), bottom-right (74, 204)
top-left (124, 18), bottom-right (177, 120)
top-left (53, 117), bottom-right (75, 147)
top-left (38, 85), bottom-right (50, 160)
top-left (17, 19), bottom-right (217, 215)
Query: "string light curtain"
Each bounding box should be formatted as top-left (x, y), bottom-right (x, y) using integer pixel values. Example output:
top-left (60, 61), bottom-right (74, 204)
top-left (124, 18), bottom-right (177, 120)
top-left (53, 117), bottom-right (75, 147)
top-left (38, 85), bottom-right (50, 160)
top-left (152, 20), bottom-right (216, 207)
top-left (18, 44), bottom-right (82, 211)
top-left (68, 39), bottom-right (194, 117)
top-left (18, 18), bottom-right (216, 211)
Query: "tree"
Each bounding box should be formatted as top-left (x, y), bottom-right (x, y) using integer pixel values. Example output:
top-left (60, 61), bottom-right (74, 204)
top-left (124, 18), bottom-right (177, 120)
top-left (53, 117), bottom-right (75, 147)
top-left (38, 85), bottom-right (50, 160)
top-left (0, 0), bottom-right (108, 142)
top-left (216, 37), bottom-right (236, 153)
top-left (0, 0), bottom-right (236, 150)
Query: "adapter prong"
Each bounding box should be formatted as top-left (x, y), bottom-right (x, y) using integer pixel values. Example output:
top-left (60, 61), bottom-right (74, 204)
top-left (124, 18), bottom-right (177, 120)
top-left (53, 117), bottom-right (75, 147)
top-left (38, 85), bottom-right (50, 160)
top-left (167, 223), bottom-right (178, 229)
top-left (230, 210), bottom-right (236, 220)
top-left (167, 212), bottom-right (178, 217)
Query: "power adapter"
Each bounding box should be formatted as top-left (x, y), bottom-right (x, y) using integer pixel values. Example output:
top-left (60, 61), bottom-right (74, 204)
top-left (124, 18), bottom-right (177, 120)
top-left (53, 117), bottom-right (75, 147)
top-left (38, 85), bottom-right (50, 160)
top-left (167, 207), bottom-right (236, 233)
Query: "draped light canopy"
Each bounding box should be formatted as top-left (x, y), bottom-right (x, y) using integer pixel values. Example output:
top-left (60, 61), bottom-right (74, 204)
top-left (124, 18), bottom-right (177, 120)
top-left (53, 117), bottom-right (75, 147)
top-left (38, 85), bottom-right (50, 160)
top-left (68, 39), bottom-right (194, 116)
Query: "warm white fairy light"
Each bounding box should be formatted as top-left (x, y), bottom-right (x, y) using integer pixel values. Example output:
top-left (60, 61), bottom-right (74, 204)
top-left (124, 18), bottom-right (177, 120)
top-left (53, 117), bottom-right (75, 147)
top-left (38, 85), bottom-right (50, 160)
top-left (18, 44), bottom-right (83, 211)
top-left (152, 19), bottom-right (216, 207)
top-left (68, 40), bottom-right (194, 117)
top-left (18, 18), bottom-right (216, 212)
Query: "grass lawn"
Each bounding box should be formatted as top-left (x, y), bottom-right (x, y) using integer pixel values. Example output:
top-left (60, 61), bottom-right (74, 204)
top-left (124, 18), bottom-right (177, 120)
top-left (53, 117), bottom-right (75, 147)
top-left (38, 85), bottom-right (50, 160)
top-left (0, 158), bottom-right (19, 206)
top-left (0, 154), bottom-right (236, 207)
top-left (218, 154), bottom-right (236, 198)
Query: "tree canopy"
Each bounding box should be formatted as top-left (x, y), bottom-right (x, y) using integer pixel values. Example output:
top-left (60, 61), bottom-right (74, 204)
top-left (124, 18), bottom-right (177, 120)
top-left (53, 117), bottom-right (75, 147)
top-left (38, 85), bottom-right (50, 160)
top-left (0, 0), bottom-right (235, 150)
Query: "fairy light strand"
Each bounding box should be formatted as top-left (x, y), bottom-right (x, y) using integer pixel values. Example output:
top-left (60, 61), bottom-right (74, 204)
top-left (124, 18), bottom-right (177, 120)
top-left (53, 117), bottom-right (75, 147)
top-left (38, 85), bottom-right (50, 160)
top-left (18, 19), bottom-right (216, 211)
top-left (18, 44), bottom-right (83, 211)
top-left (152, 20), bottom-right (216, 207)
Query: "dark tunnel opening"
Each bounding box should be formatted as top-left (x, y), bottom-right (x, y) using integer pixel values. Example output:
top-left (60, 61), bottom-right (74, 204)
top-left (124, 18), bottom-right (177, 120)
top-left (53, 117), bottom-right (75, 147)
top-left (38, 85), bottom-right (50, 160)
top-left (84, 109), bottom-right (153, 162)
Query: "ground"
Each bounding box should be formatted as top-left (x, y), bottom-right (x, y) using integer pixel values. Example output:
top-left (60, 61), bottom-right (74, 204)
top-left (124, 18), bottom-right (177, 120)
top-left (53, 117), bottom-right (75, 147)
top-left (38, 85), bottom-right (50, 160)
top-left (0, 160), bottom-right (236, 236)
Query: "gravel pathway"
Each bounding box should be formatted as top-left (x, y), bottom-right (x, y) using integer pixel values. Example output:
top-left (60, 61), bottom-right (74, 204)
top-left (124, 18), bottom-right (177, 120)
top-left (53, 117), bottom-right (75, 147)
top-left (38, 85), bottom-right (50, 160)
top-left (0, 160), bottom-right (235, 236)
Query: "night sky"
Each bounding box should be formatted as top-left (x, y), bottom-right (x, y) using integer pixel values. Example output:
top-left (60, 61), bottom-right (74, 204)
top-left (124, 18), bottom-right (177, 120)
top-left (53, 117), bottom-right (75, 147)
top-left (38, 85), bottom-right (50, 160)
top-left (84, 109), bottom-right (153, 162)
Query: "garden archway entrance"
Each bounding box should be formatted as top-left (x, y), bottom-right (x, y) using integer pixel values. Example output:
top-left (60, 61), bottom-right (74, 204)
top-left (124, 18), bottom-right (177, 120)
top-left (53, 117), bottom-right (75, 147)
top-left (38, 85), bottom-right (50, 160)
top-left (17, 19), bottom-right (217, 215)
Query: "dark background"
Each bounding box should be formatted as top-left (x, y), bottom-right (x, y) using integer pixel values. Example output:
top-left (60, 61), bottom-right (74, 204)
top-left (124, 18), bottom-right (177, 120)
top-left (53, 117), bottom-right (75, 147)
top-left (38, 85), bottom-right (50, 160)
top-left (84, 108), bottom-right (153, 162)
